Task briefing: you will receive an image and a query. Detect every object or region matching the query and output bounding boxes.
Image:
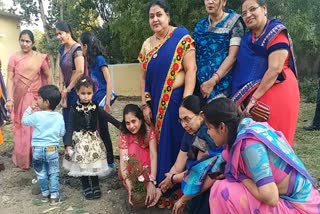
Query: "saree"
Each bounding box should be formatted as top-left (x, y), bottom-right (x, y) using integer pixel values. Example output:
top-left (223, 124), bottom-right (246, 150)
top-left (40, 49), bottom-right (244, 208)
top-left (193, 9), bottom-right (243, 102)
top-left (231, 19), bottom-right (300, 146)
top-left (59, 44), bottom-right (81, 141)
top-left (8, 51), bottom-right (49, 169)
top-left (138, 27), bottom-right (195, 185)
top-left (210, 118), bottom-right (320, 213)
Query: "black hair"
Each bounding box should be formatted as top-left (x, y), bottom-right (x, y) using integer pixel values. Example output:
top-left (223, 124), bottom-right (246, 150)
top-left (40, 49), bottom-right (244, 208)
top-left (80, 32), bottom-right (106, 67)
top-left (55, 21), bottom-right (78, 42)
top-left (180, 95), bottom-right (203, 115)
top-left (148, 0), bottom-right (176, 26)
top-left (19, 29), bottom-right (37, 51)
top-left (38, 85), bottom-right (61, 110)
top-left (121, 104), bottom-right (147, 141)
top-left (75, 76), bottom-right (96, 92)
top-left (203, 97), bottom-right (243, 149)
top-left (242, 0), bottom-right (266, 6)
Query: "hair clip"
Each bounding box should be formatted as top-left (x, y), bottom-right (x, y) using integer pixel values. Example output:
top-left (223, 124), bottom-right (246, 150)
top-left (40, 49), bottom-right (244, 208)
top-left (81, 79), bottom-right (87, 83)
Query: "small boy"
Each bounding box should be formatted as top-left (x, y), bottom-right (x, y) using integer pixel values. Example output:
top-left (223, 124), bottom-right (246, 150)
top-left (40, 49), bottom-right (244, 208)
top-left (22, 85), bottom-right (65, 205)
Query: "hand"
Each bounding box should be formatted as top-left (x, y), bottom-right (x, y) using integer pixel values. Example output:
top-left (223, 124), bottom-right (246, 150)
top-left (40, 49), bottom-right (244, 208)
top-left (159, 172), bottom-right (174, 192)
top-left (5, 100), bottom-right (14, 113)
top-left (172, 198), bottom-right (186, 214)
top-left (200, 79), bottom-right (215, 98)
top-left (147, 188), bottom-right (163, 208)
top-left (142, 105), bottom-right (152, 125)
top-left (125, 179), bottom-right (133, 206)
top-left (31, 102), bottom-right (38, 110)
top-left (61, 89), bottom-right (67, 100)
top-left (145, 182), bottom-right (156, 206)
top-left (104, 103), bottom-right (111, 112)
top-left (244, 100), bottom-right (255, 117)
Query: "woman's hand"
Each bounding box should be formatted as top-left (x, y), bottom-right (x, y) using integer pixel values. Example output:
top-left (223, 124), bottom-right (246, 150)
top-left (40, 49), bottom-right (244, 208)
top-left (142, 105), bottom-right (152, 125)
top-left (61, 89), bottom-right (67, 100)
top-left (145, 182), bottom-right (156, 206)
top-left (147, 188), bottom-right (162, 208)
top-left (200, 79), bottom-right (216, 98)
top-left (159, 172), bottom-right (174, 191)
top-left (5, 100), bottom-right (14, 113)
top-left (172, 198), bottom-right (187, 214)
top-left (104, 103), bottom-right (111, 112)
top-left (244, 97), bottom-right (256, 116)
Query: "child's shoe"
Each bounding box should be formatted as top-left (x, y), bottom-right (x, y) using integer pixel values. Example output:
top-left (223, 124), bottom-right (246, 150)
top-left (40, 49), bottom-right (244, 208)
top-left (41, 195), bottom-right (50, 203)
top-left (83, 187), bottom-right (94, 200)
top-left (92, 186), bottom-right (102, 199)
top-left (49, 196), bottom-right (61, 206)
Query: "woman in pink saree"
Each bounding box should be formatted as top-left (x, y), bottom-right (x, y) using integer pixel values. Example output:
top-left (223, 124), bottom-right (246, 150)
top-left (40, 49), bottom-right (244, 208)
top-left (5, 30), bottom-right (52, 169)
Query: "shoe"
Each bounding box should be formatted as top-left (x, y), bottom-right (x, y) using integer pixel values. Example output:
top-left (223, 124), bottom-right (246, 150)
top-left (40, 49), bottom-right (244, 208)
top-left (83, 187), bottom-right (94, 200)
top-left (41, 195), bottom-right (50, 203)
top-left (92, 186), bottom-right (102, 199)
top-left (304, 125), bottom-right (320, 131)
top-left (50, 197), bottom-right (61, 206)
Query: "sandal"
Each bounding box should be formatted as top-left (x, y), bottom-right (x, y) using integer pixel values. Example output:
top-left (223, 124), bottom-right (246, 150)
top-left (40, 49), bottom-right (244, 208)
top-left (83, 187), bottom-right (94, 200)
top-left (92, 186), bottom-right (102, 199)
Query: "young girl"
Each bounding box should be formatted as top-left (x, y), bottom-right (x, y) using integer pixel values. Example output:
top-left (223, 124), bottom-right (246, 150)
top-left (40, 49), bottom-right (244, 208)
top-left (118, 104), bottom-right (157, 207)
top-left (63, 76), bottom-right (120, 200)
top-left (80, 32), bottom-right (117, 175)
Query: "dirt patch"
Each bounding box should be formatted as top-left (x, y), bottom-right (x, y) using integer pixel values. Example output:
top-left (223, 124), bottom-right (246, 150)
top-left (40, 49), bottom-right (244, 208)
top-left (0, 99), bottom-right (171, 214)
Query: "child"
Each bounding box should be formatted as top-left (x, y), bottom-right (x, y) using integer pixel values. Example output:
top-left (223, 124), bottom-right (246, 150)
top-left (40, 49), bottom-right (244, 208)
top-left (22, 85), bottom-right (65, 204)
top-left (63, 76), bottom-right (120, 200)
top-left (118, 104), bottom-right (157, 207)
top-left (80, 32), bottom-right (118, 176)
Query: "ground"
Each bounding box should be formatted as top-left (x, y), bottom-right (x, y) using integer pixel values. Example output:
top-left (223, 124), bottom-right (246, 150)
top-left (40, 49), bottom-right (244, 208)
top-left (0, 98), bottom-right (319, 214)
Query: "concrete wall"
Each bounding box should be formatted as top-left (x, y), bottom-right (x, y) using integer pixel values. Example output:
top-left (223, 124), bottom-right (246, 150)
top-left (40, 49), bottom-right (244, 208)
top-left (109, 63), bottom-right (141, 97)
top-left (0, 12), bottom-right (20, 80)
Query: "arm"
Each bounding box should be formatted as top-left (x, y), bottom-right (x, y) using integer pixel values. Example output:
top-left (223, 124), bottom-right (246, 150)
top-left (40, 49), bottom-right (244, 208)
top-left (5, 62), bottom-right (14, 113)
top-left (200, 45), bottom-right (239, 98)
top-left (98, 107), bottom-right (121, 129)
top-left (64, 108), bottom-right (75, 147)
top-left (101, 65), bottom-right (112, 112)
top-left (241, 142), bottom-right (279, 206)
top-left (119, 146), bottom-right (133, 205)
top-left (66, 53), bottom-right (84, 92)
top-left (21, 106), bottom-right (37, 127)
top-left (41, 55), bottom-right (52, 84)
top-left (145, 136), bottom-right (157, 206)
top-left (182, 50), bottom-right (197, 98)
top-left (140, 65), bottom-right (152, 125)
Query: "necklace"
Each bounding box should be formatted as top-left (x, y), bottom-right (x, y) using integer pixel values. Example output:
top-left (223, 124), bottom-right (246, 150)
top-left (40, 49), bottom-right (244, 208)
top-left (155, 27), bottom-right (170, 41)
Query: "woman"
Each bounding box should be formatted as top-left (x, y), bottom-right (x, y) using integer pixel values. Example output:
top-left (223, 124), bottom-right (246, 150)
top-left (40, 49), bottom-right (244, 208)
top-left (5, 30), bottom-right (51, 169)
top-left (153, 95), bottom-right (223, 212)
top-left (118, 104), bottom-right (157, 207)
top-left (203, 97), bottom-right (320, 213)
top-left (56, 21), bottom-right (84, 143)
top-left (193, 0), bottom-right (244, 103)
top-left (231, 0), bottom-right (300, 146)
top-left (138, 0), bottom-right (197, 191)
top-left (80, 32), bottom-right (117, 175)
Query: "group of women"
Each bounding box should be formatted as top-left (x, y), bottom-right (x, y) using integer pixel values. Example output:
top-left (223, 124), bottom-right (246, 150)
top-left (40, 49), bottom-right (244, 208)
top-left (2, 0), bottom-right (319, 213)
top-left (136, 0), bottom-right (319, 213)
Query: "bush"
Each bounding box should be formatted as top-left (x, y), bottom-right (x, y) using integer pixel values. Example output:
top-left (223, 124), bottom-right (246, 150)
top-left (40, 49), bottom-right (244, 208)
top-left (299, 79), bottom-right (318, 103)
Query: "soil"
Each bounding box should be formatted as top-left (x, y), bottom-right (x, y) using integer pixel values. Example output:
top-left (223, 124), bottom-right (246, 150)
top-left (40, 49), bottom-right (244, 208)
top-left (0, 98), bottom-right (171, 214)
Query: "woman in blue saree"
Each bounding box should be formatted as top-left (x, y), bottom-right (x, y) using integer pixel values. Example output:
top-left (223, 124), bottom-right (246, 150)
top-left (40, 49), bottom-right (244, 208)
top-left (138, 0), bottom-right (197, 203)
top-left (193, 0), bottom-right (245, 103)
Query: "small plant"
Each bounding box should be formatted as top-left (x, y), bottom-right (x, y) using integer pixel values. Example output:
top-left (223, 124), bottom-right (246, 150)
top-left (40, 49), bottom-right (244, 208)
top-left (125, 154), bottom-right (150, 193)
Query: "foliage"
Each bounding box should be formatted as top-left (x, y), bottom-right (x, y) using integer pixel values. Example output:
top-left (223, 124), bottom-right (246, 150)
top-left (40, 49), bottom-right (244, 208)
top-left (299, 79), bottom-right (318, 103)
top-left (125, 153), bottom-right (150, 193)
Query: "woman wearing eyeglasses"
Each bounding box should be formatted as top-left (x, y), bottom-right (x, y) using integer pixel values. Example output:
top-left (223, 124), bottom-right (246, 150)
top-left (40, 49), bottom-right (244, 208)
top-left (231, 0), bottom-right (300, 147)
top-left (148, 95), bottom-right (223, 213)
top-left (193, 0), bottom-right (245, 103)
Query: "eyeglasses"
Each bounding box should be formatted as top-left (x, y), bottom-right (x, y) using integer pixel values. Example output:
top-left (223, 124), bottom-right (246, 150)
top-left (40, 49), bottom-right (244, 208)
top-left (242, 6), bottom-right (260, 18)
top-left (178, 115), bottom-right (196, 125)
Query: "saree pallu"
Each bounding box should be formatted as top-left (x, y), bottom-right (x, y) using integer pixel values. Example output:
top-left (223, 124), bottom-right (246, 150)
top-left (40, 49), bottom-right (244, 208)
top-left (193, 10), bottom-right (242, 102)
top-left (142, 27), bottom-right (195, 186)
top-left (8, 51), bottom-right (49, 169)
top-left (0, 70), bottom-right (9, 125)
top-left (231, 19), bottom-right (299, 146)
top-left (209, 118), bottom-right (320, 213)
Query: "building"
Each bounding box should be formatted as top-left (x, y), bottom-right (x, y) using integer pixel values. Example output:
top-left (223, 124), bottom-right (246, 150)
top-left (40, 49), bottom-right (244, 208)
top-left (0, 10), bottom-right (20, 80)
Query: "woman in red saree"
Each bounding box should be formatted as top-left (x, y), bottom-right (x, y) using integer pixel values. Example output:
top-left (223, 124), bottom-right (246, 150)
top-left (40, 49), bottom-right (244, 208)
top-left (6, 30), bottom-right (51, 169)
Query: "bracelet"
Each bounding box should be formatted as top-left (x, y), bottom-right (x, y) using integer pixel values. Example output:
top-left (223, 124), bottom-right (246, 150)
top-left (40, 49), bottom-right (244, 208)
top-left (250, 96), bottom-right (258, 104)
top-left (214, 73), bottom-right (221, 83)
top-left (7, 99), bottom-right (14, 102)
top-left (170, 174), bottom-right (176, 185)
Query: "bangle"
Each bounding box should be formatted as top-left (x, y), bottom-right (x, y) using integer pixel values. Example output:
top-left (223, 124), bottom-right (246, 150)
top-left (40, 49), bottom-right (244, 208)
top-left (149, 174), bottom-right (157, 185)
top-left (250, 96), bottom-right (258, 104)
top-left (170, 174), bottom-right (176, 185)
